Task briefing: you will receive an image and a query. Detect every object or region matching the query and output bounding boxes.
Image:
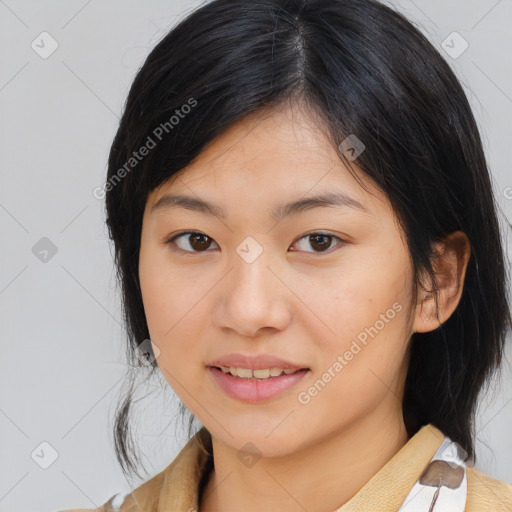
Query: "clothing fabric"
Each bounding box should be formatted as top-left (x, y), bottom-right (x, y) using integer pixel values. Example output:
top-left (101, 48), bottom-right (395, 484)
top-left (59, 424), bottom-right (512, 512)
top-left (397, 437), bottom-right (467, 511)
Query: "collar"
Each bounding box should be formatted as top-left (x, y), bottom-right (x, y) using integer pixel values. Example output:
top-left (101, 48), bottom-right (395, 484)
top-left (120, 423), bottom-right (448, 512)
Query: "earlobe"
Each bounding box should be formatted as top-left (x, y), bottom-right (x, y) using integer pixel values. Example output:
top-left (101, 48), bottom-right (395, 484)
top-left (412, 231), bottom-right (471, 334)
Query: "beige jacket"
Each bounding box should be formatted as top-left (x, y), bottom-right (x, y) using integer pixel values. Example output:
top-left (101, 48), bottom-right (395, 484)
top-left (60, 424), bottom-right (512, 511)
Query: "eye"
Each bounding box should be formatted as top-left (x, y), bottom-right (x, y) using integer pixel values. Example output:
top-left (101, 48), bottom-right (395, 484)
top-left (165, 230), bottom-right (345, 255)
top-left (290, 231), bottom-right (345, 253)
top-left (165, 231), bottom-right (219, 254)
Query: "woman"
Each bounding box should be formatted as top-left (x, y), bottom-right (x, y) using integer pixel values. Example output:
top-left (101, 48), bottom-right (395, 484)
top-left (61, 0), bottom-right (512, 510)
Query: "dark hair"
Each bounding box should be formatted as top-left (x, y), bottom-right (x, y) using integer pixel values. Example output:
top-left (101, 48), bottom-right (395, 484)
top-left (104, 0), bottom-right (511, 480)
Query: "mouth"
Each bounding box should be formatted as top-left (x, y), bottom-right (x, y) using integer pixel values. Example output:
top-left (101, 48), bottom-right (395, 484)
top-left (210, 365), bottom-right (309, 380)
top-left (208, 366), bottom-right (311, 403)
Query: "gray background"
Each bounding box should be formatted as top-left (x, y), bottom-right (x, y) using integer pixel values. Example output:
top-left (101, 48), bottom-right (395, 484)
top-left (0, 1), bottom-right (511, 510)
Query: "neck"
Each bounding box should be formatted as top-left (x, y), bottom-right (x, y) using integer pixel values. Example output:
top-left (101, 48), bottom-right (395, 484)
top-left (199, 408), bottom-right (410, 512)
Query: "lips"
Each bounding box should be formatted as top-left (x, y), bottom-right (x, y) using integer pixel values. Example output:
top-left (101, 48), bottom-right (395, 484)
top-left (208, 352), bottom-right (309, 371)
top-left (209, 366), bottom-right (310, 403)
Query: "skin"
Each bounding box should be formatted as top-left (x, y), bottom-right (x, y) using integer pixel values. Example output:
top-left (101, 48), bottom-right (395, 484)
top-left (138, 102), bottom-right (471, 512)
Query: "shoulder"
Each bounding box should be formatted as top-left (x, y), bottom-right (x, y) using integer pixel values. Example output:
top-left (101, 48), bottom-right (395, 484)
top-left (59, 428), bottom-right (211, 512)
top-left (102, 492), bottom-right (131, 511)
top-left (101, 470), bottom-right (166, 511)
top-left (466, 467), bottom-right (512, 511)
top-left (57, 490), bottom-right (134, 512)
top-left (94, 473), bottom-right (164, 512)
top-left (57, 488), bottom-right (138, 512)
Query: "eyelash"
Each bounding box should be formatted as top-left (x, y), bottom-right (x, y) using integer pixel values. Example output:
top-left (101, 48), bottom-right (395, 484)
top-left (164, 230), bottom-right (346, 255)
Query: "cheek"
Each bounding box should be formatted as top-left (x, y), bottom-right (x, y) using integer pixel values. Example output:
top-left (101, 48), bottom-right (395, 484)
top-left (139, 254), bottom-right (179, 355)
top-left (300, 259), bottom-right (406, 341)
top-left (139, 264), bottom-right (213, 387)
top-left (298, 311), bottom-right (409, 431)
top-left (140, 247), bottom-right (203, 337)
top-left (141, 281), bottom-right (207, 395)
top-left (299, 257), bottom-right (410, 393)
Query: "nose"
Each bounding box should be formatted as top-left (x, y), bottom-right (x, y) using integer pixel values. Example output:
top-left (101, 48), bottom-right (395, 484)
top-left (212, 247), bottom-right (292, 337)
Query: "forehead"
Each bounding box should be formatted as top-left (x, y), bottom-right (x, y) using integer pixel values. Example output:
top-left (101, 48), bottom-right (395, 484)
top-left (147, 105), bottom-right (387, 215)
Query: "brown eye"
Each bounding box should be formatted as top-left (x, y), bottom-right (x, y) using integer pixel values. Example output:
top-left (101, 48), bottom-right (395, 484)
top-left (309, 234), bottom-right (332, 251)
top-left (165, 231), bottom-right (344, 255)
top-left (291, 232), bottom-right (344, 253)
top-left (166, 231), bottom-right (219, 253)
top-left (188, 233), bottom-right (212, 251)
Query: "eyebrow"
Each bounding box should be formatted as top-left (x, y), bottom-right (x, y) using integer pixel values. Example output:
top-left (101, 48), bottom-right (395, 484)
top-left (151, 191), bottom-right (369, 221)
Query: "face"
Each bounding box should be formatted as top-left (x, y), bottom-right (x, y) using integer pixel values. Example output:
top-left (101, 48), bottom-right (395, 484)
top-left (138, 104), bottom-right (417, 457)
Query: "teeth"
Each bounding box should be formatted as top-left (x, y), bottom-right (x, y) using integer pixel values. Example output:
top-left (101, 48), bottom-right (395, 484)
top-left (235, 367), bottom-right (253, 378)
top-left (220, 366), bottom-right (300, 379)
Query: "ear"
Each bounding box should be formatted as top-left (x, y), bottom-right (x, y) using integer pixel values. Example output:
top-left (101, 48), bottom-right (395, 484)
top-left (413, 231), bottom-right (471, 333)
